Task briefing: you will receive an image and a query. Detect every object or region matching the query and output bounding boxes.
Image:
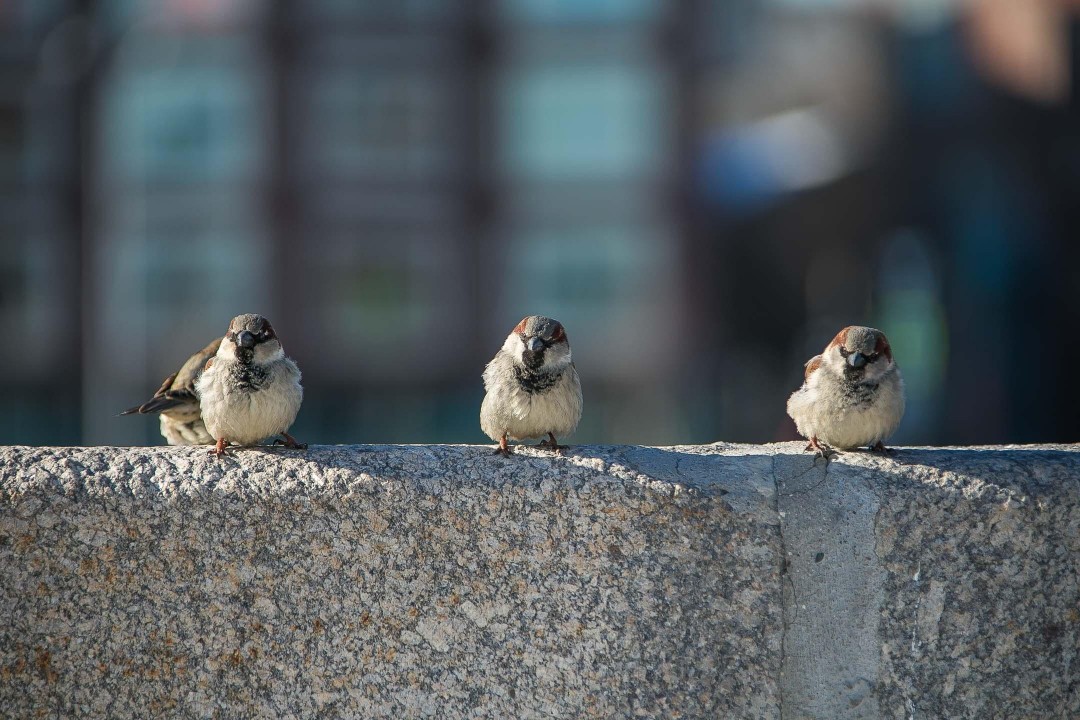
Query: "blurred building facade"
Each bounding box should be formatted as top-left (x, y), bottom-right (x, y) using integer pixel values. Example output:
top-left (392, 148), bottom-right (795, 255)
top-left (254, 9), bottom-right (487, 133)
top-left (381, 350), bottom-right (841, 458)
top-left (1, 0), bottom-right (1078, 446)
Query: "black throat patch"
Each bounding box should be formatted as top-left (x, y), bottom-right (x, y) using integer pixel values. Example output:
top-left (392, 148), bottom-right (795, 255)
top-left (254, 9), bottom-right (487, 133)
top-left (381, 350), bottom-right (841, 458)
top-left (521, 348), bottom-right (545, 371)
top-left (841, 374), bottom-right (879, 404)
top-left (514, 365), bottom-right (560, 394)
top-left (228, 353), bottom-right (269, 392)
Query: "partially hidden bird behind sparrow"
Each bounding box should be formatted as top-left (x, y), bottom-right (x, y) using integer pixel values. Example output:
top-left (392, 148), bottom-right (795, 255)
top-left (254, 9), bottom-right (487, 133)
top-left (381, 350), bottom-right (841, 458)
top-left (481, 315), bottom-right (582, 456)
top-left (786, 325), bottom-right (905, 456)
top-left (195, 313), bottom-right (305, 456)
top-left (121, 337), bottom-right (222, 445)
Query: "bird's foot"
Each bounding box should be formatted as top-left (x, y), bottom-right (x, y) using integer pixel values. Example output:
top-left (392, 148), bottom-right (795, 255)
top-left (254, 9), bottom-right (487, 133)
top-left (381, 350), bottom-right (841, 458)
top-left (493, 434), bottom-right (513, 457)
top-left (274, 432), bottom-right (307, 450)
top-left (210, 438), bottom-right (231, 457)
top-left (538, 433), bottom-right (567, 454)
top-left (805, 437), bottom-right (836, 460)
top-left (870, 441), bottom-right (893, 455)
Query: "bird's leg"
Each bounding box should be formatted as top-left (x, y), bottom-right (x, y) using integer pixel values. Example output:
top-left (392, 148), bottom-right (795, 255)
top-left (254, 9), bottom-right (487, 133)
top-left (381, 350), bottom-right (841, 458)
top-left (494, 432), bottom-right (513, 457)
top-left (538, 432), bottom-right (567, 453)
top-left (274, 432), bottom-right (307, 450)
top-left (870, 441), bottom-right (893, 454)
top-left (805, 436), bottom-right (835, 460)
top-left (210, 437), bottom-right (230, 456)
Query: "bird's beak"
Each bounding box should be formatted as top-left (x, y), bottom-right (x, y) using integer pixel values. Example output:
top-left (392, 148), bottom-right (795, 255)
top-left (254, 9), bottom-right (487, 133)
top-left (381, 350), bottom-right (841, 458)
top-left (848, 352), bottom-right (867, 369)
top-left (526, 336), bottom-right (544, 353)
top-left (236, 331), bottom-right (256, 349)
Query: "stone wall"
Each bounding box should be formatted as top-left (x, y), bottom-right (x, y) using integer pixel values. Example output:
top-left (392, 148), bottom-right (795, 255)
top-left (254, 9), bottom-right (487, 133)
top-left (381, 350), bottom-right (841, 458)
top-left (1, 443), bottom-right (1077, 719)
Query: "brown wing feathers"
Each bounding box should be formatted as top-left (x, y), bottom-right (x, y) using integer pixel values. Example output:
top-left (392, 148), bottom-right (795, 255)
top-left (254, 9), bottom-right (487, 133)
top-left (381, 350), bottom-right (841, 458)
top-left (120, 337), bottom-right (222, 416)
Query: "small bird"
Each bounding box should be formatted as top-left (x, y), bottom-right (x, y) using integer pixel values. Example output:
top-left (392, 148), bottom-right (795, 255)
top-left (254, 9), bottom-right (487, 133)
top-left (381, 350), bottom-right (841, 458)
top-left (121, 337), bottom-right (222, 445)
top-left (786, 325), bottom-right (905, 456)
top-left (195, 313), bottom-right (305, 456)
top-left (480, 315), bottom-right (582, 456)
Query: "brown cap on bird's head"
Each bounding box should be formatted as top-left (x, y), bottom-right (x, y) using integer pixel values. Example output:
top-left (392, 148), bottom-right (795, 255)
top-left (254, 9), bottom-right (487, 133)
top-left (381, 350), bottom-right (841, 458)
top-left (827, 326), bottom-right (892, 370)
top-left (513, 315), bottom-right (567, 346)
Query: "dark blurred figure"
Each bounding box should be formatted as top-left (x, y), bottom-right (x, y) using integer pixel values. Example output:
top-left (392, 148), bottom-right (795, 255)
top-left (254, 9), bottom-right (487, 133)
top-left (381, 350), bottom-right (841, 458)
top-left (692, 1), bottom-right (1080, 445)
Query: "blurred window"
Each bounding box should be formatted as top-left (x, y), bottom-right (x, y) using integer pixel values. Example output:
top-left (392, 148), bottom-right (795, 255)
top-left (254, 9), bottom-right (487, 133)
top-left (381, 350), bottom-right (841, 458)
top-left (295, 67), bottom-right (460, 181)
top-left (298, 0), bottom-right (461, 23)
top-left (0, 232), bottom-right (70, 377)
top-left (498, 62), bottom-right (668, 182)
top-left (499, 0), bottom-right (662, 24)
top-left (101, 0), bottom-right (267, 32)
top-left (303, 230), bottom-right (469, 378)
top-left (102, 198), bottom-right (266, 327)
top-left (101, 55), bottom-right (266, 185)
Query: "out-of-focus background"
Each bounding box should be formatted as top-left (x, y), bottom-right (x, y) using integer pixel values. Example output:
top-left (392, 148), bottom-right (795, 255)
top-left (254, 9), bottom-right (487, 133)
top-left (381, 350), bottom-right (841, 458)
top-left (2, 0), bottom-right (1078, 447)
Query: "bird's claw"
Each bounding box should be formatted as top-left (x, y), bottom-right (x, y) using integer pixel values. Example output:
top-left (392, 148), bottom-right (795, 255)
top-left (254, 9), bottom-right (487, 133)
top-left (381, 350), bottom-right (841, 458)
top-left (275, 433), bottom-right (307, 450)
top-left (538, 434), bottom-right (567, 454)
top-left (805, 438), bottom-right (836, 461)
top-left (870, 441), bottom-right (893, 455)
top-left (538, 440), bottom-right (567, 454)
top-left (493, 433), bottom-right (514, 457)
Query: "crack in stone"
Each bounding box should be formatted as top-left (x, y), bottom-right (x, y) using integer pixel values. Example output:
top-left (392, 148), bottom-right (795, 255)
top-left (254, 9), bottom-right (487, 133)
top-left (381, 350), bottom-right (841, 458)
top-left (777, 459), bottom-right (830, 498)
top-left (909, 562), bottom-right (922, 654)
top-left (772, 452), bottom-right (788, 720)
top-left (907, 561), bottom-right (922, 720)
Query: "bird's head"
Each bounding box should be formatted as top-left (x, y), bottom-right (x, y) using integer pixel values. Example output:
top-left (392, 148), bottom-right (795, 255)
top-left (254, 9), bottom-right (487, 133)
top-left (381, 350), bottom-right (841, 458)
top-left (823, 325), bottom-right (895, 382)
top-left (219, 313), bottom-right (284, 366)
top-left (502, 315), bottom-right (572, 373)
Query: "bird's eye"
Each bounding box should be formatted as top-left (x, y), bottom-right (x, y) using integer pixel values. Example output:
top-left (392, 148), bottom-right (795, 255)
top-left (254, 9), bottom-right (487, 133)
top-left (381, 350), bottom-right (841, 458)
top-left (867, 352), bottom-right (879, 361)
top-left (838, 347), bottom-right (850, 357)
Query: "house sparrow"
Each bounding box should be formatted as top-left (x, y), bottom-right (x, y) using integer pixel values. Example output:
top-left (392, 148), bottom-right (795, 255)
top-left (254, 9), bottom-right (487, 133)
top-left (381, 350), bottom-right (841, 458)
top-left (195, 313), bottom-right (305, 456)
top-left (121, 337), bottom-right (222, 445)
top-left (480, 315), bottom-right (582, 456)
top-left (786, 325), bottom-right (905, 456)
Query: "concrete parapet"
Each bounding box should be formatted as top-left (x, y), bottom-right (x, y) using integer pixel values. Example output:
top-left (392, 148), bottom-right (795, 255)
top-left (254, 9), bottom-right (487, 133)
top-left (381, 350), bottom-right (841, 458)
top-left (1, 443), bottom-right (1076, 718)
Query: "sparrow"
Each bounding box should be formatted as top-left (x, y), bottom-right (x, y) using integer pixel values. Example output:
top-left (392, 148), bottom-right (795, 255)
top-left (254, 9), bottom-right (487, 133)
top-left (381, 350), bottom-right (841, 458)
top-left (786, 325), bottom-right (905, 456)
top-left (195, 313), bottom-right (305, 456)
top-left (121, 337), bottom-right (222, 445)
top-left (480, 315), bottom-right (583, 456)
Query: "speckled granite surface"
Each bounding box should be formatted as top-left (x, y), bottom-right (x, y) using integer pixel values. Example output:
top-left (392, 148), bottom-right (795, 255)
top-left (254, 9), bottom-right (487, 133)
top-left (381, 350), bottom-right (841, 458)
top-left (1, 443), bottom-right (1077, 719)
top-left (0, 443), bottom-right (781, 719)
top-left (773, 444), bottom-right (1080, 720)
top-left (871, 447), bottom-right (1080, 719)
